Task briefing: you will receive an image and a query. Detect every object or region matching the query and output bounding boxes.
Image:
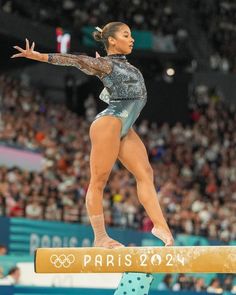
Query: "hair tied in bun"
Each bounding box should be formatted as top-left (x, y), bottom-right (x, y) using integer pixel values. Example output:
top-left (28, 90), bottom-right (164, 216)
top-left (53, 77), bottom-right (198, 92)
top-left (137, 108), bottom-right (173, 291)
top-left (95, 26), bottom-right (103, 33)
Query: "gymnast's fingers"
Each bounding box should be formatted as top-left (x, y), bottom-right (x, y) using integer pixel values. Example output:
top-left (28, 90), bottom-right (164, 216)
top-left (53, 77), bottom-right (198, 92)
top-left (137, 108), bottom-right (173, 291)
top-left (26, 38), bottom-right (30, 51)
top-left (31, 41), bottom-right (35, 51)
top-left (13, 46), bottom-right (25, 53)
top-left (11, 53), bottom-right (24, 58)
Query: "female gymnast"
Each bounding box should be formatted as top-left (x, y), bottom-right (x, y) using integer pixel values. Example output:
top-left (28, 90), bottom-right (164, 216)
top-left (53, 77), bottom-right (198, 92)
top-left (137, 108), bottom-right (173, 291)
top-left (12, 22), bottom-right (174, 248)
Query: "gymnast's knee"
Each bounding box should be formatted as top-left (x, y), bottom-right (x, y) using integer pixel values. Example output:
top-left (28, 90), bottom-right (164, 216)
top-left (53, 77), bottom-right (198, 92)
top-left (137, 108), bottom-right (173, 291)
top-left (87, 172), bottom-right (109, 194)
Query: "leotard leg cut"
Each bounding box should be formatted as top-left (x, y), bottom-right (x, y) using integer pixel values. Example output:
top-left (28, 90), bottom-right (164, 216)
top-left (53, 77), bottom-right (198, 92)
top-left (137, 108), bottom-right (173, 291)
top-left (95, 99), bottom-right (146, 138)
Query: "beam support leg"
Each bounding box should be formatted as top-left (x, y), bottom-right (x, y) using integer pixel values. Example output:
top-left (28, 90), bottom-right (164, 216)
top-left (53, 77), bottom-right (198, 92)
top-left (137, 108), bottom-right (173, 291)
top-left (114, 272), bottom-right (153, 295)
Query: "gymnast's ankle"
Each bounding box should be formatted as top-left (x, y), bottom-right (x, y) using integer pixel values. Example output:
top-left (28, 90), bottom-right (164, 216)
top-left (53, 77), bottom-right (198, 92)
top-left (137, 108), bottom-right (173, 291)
top-left (151, 227), bottom-right (174, 247)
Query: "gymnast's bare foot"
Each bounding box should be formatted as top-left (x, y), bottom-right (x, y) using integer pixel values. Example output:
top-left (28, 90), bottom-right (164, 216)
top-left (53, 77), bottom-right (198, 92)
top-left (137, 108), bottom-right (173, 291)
top-left (151, 227), bottom-right (174, 246)
top-left (94, 237), bottom-right (124, 248)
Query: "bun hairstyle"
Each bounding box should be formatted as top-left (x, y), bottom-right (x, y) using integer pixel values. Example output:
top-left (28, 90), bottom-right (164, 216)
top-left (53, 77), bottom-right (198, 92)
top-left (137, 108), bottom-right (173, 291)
top-left (93, 22), bottom-right (125, 51)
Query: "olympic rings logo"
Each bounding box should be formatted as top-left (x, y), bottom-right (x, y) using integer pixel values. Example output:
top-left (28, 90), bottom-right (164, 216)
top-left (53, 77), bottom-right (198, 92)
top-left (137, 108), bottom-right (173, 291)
top-left (50, 254), bottom-right (75, 268)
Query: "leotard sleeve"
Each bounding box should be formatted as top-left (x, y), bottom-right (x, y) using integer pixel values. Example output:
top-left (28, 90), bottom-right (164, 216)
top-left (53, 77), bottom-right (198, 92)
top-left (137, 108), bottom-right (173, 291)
top-left (48, 54), bottom-right (112, 78)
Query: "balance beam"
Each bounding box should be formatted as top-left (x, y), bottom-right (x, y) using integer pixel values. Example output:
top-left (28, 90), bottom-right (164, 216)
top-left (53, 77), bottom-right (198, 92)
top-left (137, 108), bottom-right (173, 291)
top-left (35, 246), bottom-right (236, 273)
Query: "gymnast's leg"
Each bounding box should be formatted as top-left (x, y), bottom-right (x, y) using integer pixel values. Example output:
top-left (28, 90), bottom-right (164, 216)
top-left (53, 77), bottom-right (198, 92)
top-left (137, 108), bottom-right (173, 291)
top-left (118, 128), bottom-right (174, 246)
top-left (86, 116), bottom-right (123, 248)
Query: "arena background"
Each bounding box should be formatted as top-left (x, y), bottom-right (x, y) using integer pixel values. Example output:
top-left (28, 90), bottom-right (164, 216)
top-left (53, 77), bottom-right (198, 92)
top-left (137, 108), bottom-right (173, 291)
top-left (0, 0), bottom-right (235, 294)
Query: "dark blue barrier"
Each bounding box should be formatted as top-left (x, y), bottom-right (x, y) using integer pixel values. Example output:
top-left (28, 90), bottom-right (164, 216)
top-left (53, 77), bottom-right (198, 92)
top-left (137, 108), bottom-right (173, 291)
top-left (0, 286), bottom-right (220, 295)
top-left (0, 217), bottom-right (10, 246)
top-left (0, 286), bottom-right (114, 295)
top-left (0, 286), bottom-right (13, 295)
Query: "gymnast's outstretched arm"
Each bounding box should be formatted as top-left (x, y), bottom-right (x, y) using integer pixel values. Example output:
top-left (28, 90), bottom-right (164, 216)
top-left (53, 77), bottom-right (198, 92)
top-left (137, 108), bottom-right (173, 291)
top-left (11, 38), bottom-right (112, 77)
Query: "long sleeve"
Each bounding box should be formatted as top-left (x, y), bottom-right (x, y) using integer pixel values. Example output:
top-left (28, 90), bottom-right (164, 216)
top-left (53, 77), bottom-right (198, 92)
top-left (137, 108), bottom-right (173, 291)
top-left (47, 53), bottom-right (113, 78)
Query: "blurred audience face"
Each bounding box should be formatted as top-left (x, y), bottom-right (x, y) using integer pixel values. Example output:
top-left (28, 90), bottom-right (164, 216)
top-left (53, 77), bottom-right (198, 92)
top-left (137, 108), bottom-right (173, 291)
top-left (7, 267), bottom-right (21, 284)
top-left (0, 245), bottom-right (7, 255)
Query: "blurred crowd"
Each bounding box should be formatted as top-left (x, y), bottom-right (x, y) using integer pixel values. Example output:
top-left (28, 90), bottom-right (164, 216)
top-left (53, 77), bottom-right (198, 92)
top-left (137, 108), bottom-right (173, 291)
top-left (0, 74), bottom-right (236, 243)
top-left (1, 0), bottom-right (181, 32)
top-left (157, 274), bottom-right (236, 294)
top-left (0, 0), bottom-right (187, 53)
top-left (1, 0), bottom-right (235, 71)
top-left (191, 0), bottom-right (236, 73)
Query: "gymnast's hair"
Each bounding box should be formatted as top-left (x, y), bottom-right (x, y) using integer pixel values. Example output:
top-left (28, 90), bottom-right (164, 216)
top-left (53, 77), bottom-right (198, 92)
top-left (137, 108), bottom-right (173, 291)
top-left (93, 22), bottom-right (125, 50)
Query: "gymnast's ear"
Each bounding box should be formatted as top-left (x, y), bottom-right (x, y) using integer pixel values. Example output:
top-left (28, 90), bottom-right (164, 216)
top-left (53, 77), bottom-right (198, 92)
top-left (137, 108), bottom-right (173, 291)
top-left (108, 36), bottom-right (116, 47)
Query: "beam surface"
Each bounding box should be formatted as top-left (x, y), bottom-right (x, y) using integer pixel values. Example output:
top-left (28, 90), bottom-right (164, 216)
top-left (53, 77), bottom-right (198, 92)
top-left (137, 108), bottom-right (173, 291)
top-left (35, 246), bottom-right (236, 273)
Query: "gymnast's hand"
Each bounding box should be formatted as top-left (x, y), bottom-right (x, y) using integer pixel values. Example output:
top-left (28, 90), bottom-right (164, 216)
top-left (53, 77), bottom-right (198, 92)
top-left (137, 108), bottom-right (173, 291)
top-left (11, 39), bottom-right (48, 62)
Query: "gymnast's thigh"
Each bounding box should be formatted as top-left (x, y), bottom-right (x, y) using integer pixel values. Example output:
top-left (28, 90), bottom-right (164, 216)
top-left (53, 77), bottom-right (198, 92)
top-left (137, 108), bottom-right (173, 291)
top-left (89, 115), bottom-right (122, 178)
top-left (118, 128), bottom-right (153, 181)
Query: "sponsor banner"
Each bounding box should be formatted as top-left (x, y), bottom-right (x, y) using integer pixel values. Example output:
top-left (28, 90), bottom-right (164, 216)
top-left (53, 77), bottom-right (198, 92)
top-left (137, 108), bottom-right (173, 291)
top-left (8, 218), bottom-right (93, 255)
top-left (0, 217), bottom-right (234, 256)
top-left (0, 145), bottom-right (43, 171)
top-left (6, 218), bottom-right (150, 255)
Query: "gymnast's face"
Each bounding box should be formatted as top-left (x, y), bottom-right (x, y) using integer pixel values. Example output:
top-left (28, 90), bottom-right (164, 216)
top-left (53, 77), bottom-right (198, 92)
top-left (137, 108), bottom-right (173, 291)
top-left (108, 25), bottom-right (134, 55)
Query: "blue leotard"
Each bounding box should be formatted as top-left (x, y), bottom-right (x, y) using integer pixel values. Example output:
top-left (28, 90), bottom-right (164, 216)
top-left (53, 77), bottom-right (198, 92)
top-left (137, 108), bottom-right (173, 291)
top-left (48, 53), bottom-right (147, 137)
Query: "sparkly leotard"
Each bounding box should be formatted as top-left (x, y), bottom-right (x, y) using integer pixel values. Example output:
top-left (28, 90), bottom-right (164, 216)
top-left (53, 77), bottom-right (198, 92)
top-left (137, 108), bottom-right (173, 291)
top-left (48, 53), bottom-right (147, 137)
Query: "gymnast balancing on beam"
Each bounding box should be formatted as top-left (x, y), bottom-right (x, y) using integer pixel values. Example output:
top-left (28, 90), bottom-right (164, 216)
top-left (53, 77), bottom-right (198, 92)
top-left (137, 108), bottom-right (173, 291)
top-left (12, 22), bottom-right (174, 248)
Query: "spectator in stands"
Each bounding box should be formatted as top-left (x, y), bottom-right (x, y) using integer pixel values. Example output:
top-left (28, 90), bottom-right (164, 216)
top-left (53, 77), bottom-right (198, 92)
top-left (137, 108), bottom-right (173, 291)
top-left (0, 245), bottom-right (7, 255)
top-left (222, 275), bottom-right (234, 293)
top-left (44, 197), bottom-right (61, 221)
top-left (0, 194), bottom-right (6, 216)
top-left (157, 274), bottom-right (173, 291)
top-left (9, 199), bottom-right (25, 217)
top-left (207, 278), bottom-right (223, 294)
top-left (194, 277), bottom-right (206, 292)
top-left (193, 0), bottom-right (236, 72)
top-left (172, 274), bottom-right (195, 291)
top-left (141, 212), bottom-right (153, 232)
top-left (0, 266), bottom-right (4, 279)
top-left (25, 196), bottom-right (43, 220)
top-left (0, 266), bottom-right (21, 285)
